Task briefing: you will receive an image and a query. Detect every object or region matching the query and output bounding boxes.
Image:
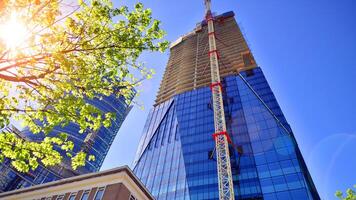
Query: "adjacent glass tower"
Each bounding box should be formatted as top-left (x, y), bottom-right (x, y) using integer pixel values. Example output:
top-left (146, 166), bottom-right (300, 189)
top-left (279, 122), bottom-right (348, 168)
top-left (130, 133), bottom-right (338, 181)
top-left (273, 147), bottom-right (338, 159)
top-left (133, 11), bottom-right (320, 200)
top-left (0, 93), bottom-right (134, 192)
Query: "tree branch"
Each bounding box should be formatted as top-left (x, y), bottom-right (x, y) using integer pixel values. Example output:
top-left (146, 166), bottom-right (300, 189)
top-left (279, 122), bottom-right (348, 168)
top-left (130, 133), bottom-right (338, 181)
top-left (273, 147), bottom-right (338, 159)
top-left (0, 55), bottom-right (49, 72)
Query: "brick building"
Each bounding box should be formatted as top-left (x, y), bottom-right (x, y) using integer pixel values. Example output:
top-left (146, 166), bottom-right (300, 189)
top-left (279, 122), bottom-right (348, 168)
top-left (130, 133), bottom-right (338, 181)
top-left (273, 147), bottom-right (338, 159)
top-left (0, 166), bottom-right (153, 200)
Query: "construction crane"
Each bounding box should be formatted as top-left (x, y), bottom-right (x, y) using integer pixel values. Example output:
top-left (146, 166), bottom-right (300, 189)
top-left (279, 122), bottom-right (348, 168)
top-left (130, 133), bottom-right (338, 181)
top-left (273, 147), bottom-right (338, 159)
top-left (204, 0), bottom-right (235, 199)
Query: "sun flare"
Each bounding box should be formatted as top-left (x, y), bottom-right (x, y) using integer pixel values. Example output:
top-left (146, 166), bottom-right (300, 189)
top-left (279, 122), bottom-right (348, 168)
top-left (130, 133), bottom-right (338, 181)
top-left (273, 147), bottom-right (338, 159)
top-left (0, 12), bottom-right (29, 50)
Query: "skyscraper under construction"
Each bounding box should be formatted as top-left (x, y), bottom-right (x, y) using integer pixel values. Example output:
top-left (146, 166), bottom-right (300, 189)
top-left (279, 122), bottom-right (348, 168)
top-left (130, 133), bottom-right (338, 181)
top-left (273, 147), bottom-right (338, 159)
top-left (133, 6), bottom-right (320, 200)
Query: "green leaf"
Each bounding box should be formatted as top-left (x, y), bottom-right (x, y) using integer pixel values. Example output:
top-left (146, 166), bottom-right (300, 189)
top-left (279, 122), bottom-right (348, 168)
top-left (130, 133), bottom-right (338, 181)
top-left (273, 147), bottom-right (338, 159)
top-left (88, 155), bottom-right (95, 161)
top-left (0, 0), bottom-right (168, 172)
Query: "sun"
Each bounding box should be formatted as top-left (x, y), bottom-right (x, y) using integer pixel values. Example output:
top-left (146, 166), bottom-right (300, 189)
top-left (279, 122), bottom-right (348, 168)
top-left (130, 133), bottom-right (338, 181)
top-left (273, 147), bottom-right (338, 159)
top-left (0, 12), bottom-right (29, 50)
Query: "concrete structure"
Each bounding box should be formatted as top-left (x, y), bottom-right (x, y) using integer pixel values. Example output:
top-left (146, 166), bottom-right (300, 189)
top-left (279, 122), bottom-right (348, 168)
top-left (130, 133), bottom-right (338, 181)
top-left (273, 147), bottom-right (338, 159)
top-left (155, 11), bottom-right (256, 105)
top-left (0, 166), bottom-right (154, 200)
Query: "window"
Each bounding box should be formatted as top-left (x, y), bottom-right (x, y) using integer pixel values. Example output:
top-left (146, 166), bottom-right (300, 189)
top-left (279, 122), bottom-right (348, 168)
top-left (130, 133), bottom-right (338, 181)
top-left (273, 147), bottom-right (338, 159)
top-left (56, 195), bottom-right (65, 200)
top-left (246, 69), bottom-right (255, 77)
top-left (129, 195), bottom-right (137, 200)
top-left (242, 51), bottom-right (255, 67)
top-left (94, 187), bottom-right (105, 200)
top-left (68, 193), bottom-right (76, 200)
top-left (81, 190), bottom-right (90, 200)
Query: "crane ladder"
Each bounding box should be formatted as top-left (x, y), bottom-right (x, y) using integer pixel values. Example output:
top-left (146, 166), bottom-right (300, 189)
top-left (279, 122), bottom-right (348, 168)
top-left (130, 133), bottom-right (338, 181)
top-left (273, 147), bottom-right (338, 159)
top-left (204, 0), bottom-right (235, 199)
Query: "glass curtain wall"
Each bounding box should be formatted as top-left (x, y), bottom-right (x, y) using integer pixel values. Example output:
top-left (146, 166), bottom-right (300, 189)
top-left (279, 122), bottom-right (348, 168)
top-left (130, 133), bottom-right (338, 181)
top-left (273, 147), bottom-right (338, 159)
top-left (0, 94), bottom-right (134, 192)
top-left (134, 67), bottom-right (319, 200)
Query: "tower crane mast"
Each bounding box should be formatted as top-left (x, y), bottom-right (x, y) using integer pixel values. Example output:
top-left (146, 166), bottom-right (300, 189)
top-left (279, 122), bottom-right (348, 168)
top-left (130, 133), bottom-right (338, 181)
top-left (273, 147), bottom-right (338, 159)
top-left (204, 0), bottom-right (235, 199)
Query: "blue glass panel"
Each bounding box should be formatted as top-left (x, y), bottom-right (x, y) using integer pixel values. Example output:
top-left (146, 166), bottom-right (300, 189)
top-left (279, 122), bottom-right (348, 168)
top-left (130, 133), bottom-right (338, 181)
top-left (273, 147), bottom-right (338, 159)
top-left (0, 93), bottom-right (134, 191)
top-left (134, 67), bottom-right (319, 200)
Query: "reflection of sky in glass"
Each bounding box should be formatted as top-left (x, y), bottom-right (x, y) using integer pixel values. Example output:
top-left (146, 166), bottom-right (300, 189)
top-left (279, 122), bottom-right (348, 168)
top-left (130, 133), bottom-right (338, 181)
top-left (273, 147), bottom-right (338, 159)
top-left (134, 67), bottom-right (320, 199)
top-left (0, 93), bottom-right (134, 191)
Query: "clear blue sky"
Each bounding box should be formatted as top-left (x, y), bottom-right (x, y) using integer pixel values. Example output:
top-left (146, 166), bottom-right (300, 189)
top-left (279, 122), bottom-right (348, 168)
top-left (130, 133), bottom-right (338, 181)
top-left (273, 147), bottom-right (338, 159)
top-left (101, 1), bottom-right (356, 199)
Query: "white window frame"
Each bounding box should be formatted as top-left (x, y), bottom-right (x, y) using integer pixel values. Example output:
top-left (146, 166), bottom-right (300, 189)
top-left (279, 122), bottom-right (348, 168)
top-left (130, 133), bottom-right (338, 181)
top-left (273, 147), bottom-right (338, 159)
top-left (93, 186), bottom-right (106, 200)
top-left (80, 190), bottom-right (91, 200)
top-left (56, 194), bottom-right (65, 200)
top-left (129, 194), bottom-right (137, 200)
top-left (68, 192), bottom-right (77, 200)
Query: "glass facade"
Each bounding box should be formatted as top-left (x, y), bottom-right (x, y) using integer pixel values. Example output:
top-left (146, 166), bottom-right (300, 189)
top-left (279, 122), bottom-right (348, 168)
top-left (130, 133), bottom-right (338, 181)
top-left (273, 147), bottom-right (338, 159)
top-left (134, 67), bottom-right (320, 200)
top-left (0, 94), bottom-right (134, 192)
